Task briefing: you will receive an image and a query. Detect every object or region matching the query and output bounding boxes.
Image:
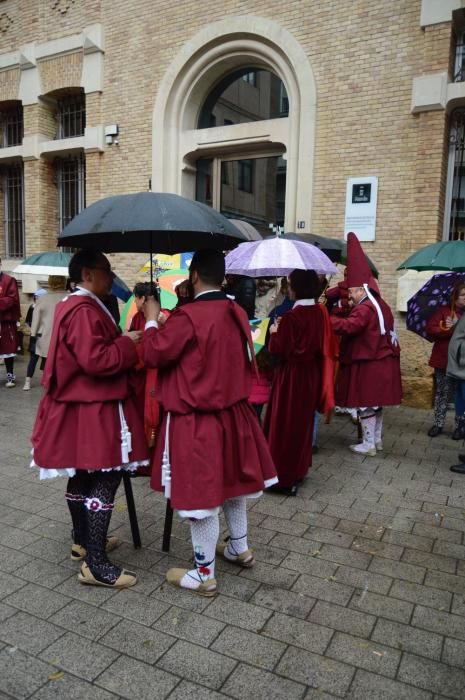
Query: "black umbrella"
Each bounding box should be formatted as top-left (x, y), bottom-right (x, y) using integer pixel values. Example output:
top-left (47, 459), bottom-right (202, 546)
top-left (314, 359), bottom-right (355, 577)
top-left (277, 233), bottom-right (379, 277)
top-left (59, 192), bottom-right (246, 554)
top-left (58, 192), bottom-right (246, 255)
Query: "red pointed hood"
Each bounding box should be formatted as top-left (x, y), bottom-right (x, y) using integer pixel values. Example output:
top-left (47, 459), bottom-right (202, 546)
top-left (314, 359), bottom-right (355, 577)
top-left (346, 232), bottom-right (379, 294)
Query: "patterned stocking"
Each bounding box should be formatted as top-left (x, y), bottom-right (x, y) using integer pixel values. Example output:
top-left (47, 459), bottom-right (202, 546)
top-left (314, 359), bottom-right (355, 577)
top-left (374, 409), bottom-right (383, 445)
top-left (180, 514), bottom-right (219, 590)
top-left (65, 471), bottom-right (92, 545)
top-left (84, 471), bottom-right (123, 585)
top-left (223, 497), bottom-right (249, 557)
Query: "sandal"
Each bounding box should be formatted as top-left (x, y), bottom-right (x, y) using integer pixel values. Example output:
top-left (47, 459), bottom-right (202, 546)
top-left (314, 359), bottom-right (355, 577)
top-left (166, 567), bottom-right (217, 597)
top-left (78, 562), bottom-right (137, 588)
top-left (71, 536), bottom-right (118, 561)
top-left (216, 540), bottom-right (255, 568)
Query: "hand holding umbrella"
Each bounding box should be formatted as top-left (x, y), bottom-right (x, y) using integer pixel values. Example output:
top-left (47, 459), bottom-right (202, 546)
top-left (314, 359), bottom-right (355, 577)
top-left (143, 295), bottom-right (161, 323)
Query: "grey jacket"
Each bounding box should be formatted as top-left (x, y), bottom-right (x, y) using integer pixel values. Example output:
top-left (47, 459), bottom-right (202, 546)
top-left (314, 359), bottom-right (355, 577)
top-left (447, 313), bottom-right (465, 380)
top-left (30, 292), bottom-right (66, 358)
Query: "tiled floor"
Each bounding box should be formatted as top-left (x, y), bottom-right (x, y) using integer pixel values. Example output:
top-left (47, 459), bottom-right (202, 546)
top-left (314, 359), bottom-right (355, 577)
top-left (1, 356), bottom-right (465, 698)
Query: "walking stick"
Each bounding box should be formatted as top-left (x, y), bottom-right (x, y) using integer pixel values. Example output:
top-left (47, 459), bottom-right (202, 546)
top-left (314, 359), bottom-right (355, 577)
top-left (162, 499), bottom-right (173, 552)
top-left (122, 473), bottom-right (142, 549)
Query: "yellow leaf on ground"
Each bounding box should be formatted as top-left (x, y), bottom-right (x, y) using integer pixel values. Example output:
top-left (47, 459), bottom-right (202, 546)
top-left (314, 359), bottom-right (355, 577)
top-left (48, 671), bottom-right (64, 682)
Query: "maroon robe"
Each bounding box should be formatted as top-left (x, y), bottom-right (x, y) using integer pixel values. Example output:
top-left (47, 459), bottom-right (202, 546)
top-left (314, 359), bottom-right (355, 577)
top-left (263, 304), bottom-right (324, 488)
top-left (0, 272), bottom-right (20, 356)
top-left (31, 294), bottom-right (148, 471)
top-left (143, 293), bottom-right (276, 511)
top-left (331, 296), bottom-right (402, 407)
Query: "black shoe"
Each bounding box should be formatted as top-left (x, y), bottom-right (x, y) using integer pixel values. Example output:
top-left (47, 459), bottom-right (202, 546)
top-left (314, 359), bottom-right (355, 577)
top-left (452, 428), bottom-right (464, 440)
top-left (267, 483), bottom-right (299, 497)
top-left (450, 463), bottom-right (465, 474)
top-left (428, 426), bottom-right (442, 437)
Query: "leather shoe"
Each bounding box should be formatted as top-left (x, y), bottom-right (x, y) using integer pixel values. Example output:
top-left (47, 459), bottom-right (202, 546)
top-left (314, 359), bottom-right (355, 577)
top-left (452, 428), bottom-right (464, 440)
top-left (450, 463), bottom-right (465, 474)
top-left (427, 426), bottom-right (442, 437)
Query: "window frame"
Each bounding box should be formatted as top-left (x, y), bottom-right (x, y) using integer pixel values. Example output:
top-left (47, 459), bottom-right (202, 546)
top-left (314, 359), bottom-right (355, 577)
top-left (56, 153), bottom-right (86, 235)
top-left (2, 161), bottom-right (25, 258)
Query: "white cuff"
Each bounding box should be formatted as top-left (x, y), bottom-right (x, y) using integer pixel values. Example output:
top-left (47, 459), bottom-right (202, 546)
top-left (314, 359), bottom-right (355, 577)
top-left (145, 320), bottom-right (158, 330)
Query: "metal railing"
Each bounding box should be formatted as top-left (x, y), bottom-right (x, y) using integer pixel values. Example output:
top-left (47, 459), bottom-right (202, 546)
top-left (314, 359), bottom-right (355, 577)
top-left (3, 163), bottom-right (25, 258)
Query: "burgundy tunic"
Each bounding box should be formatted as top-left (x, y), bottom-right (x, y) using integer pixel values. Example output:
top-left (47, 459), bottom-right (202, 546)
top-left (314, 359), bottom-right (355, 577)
top-left (0, 272), bottom-right (20, 356)
top-left (331, 296), bottom-right (402, 408)
top-left (263, 304), bottom-right (324, 488)
top-left (31, 294), bottom-right (148, 471)
top-left (143, 294), bottom-right (276, 511)
top-left (425, 305), bottom-right (461, 370)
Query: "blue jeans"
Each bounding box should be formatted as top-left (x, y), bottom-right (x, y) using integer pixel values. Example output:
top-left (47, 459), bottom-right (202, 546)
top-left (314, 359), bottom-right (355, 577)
top-left (455, 380), bottom-right (465, 417)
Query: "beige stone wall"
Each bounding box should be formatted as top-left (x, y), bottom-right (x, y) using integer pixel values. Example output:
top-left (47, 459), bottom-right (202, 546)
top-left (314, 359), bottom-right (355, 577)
top-left (39, 53), bottom-right (83, 96)
top-left (0, 68), bottom-right (20, 102)
top-left (0, 0), bottom-right (459, 396)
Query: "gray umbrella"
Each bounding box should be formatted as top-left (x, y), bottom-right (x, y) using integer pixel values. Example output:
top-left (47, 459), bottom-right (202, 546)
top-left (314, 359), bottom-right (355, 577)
top-left (58, 192), bottom-right (246, 254)
top-left (279, 232), bottom-right (378, 277)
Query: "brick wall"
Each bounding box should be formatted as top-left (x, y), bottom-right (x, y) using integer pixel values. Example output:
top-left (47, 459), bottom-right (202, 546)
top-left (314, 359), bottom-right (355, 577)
top-left (0, 0), bottom-right (457, 396)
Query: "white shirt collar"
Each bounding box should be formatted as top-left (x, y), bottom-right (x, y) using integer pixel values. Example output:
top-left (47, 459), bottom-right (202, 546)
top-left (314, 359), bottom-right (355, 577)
top-left (74, 286), bottom-right (116, 325)
top-left (194, 288), bottom-right (222, 299)
top-left (293, 299), bottom-right (316, 308)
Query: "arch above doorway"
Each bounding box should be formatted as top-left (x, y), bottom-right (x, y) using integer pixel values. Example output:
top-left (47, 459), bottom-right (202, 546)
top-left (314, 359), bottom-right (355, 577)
top-left (152, 16), bottom-right (316, 233)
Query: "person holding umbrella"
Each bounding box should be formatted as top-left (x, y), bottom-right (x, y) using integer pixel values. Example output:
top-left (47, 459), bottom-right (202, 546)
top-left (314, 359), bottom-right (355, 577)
top-left (425, 282), bottom-right (465, 439)
top-left (264, 269), bottom-right (337, 495)
top-left (30, 250), bottom-right (149, 588)
top-left (143, 249), bottom-right (277, 596)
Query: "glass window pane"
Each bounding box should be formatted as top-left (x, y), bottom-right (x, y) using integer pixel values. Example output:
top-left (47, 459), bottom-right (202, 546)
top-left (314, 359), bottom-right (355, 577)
top-left (195, 158), bottom-right (213, 207)
top-left (449, 109), bottom-right (465, 239)
top-left (198, 68), bottom-right (288, 129)
top-left (219, 155), bottom-right (286, 236)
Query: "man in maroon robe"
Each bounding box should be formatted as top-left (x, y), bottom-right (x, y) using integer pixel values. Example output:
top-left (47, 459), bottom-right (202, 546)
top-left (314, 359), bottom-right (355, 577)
top-left (331, 233), bottom-right (402, 455)
top-left (264, 269), bottom-right (337, 496)
top-left (143, 249), bottom-right (276, 596)
top-left (31, 250), bottom-right (149, 588)
top-left (0, 259), bottom-right (21, 387)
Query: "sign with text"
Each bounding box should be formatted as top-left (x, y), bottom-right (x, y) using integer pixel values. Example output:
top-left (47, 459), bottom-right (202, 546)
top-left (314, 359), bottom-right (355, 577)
top-left (344, 176), bottom-right (378, 241)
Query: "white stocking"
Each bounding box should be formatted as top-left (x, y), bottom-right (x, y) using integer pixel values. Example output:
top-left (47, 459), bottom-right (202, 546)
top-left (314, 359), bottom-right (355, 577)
top-left (375, 409), bottom-right (383, 443)
top-left (180, 514), bottom-right (219, 590)
top-left (223, 497), bottom-right (249, 558)
top-left (360, 413), bottom-right (376, 448)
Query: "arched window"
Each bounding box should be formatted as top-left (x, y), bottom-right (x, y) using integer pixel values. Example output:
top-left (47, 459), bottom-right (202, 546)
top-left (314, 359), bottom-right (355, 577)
top-left (152, 17), bottom-right (316, 235)
top-left (198, 68), bottom-right (288, 129)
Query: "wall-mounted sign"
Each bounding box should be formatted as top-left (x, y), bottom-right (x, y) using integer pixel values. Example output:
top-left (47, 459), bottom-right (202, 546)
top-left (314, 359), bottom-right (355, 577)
top-left (344, 176), bottom-right (378, 241)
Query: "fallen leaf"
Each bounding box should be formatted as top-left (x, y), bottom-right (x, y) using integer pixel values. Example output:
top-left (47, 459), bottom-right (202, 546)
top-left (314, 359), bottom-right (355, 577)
top-left (142, 640), bottom-right (153, 648)
top-left (171, 617), bottom-right (178, 625)
top-left (48, 671), bottom-right (64, 682)
top-left (115, 503), bottom-right (127, 513)
top-left (328, 576), bottom-right (337, 581)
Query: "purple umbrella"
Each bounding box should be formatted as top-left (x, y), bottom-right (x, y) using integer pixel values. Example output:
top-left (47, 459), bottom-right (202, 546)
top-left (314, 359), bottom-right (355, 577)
top-left (406, 272), bottom-right (465, 340)
top-left (225, 236), bottom-right (337, 277)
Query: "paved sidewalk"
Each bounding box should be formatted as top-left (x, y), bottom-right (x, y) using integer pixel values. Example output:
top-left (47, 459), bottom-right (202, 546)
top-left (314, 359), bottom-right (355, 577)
top-left (1, 356), bottom-right (465, 699)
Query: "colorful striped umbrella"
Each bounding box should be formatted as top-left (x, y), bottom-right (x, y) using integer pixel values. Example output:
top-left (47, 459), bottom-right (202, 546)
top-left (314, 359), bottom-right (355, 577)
top-left (119, 268), bottom-right (189, 331)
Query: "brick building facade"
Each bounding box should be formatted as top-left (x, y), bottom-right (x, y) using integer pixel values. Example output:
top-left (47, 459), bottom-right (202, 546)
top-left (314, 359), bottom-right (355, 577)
top-left (0, 0), bottom-right (463, 401)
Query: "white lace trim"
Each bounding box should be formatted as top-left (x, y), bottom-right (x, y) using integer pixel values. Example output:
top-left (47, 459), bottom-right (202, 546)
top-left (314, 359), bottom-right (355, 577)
top-left (176, 478), bottom-right (278, 519)
top-left (30, 458), bottom-right (150, 481)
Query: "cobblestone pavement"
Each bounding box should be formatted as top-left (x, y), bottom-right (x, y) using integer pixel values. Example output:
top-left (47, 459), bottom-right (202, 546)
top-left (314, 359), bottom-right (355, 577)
top-left (1, 357), bottom-right (465, 698)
